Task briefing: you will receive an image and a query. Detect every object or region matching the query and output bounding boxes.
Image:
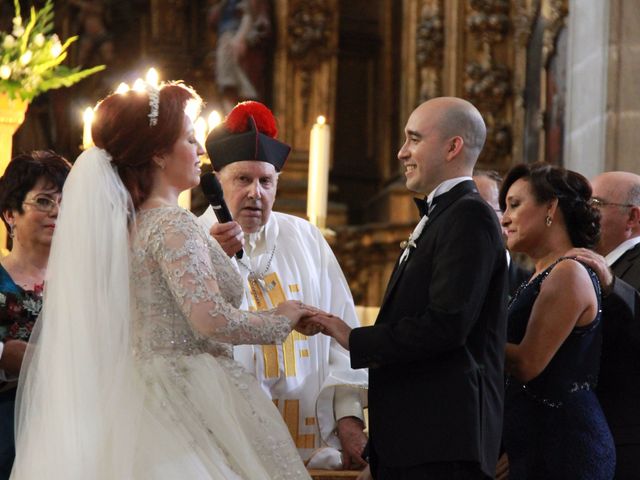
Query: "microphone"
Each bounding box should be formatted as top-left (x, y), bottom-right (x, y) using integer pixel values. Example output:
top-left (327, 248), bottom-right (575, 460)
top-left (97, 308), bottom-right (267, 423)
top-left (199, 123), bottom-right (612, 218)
top-left (200, 172), bottom-right (243, 259)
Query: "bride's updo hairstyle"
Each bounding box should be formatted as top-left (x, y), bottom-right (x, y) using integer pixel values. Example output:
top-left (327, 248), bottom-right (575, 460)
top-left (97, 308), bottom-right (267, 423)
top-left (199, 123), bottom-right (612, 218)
top-left (499, 162), bottom-right (600, 248)
top-left (92, 82), bottom-right (201, 208)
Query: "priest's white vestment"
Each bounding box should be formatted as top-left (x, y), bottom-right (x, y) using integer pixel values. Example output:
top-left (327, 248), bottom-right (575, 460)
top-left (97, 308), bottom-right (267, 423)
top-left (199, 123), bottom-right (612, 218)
top-left (199, 208), bottom-right (368, 462)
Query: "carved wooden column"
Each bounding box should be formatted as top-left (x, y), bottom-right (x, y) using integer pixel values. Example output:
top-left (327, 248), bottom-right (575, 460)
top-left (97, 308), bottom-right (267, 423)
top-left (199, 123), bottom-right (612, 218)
top-left (142, 0), bottom-right (207, 78)
top-left (462, 0), bottom-right (514, 169)
top-left (269, 0), bottom-right (342, 223)
top-left (273, 0), bottom-right (339, 181)
top-left (400, 0), bottom-right (444, 131)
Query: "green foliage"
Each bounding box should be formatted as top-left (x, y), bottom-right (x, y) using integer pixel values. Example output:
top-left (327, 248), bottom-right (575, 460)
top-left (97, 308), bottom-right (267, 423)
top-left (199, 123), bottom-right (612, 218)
top-left (0, 0), bottom-right (105, 101)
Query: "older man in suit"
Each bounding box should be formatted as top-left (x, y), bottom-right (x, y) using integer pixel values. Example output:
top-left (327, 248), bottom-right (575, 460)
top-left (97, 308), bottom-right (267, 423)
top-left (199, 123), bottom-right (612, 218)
top-left (315, 97), bottom-right (508, 479)
top-left (569, 171), bottom-right (640, 479)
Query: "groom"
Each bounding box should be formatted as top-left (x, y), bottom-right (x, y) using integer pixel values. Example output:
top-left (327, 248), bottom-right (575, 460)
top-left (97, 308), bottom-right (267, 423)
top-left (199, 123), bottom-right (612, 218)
top-left (316, 97), bottom-right (508, 479)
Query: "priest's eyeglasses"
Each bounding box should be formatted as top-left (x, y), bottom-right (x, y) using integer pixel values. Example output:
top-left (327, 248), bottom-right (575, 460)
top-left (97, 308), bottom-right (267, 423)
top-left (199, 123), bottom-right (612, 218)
top-left (23, 195), bottom-right (61, 213)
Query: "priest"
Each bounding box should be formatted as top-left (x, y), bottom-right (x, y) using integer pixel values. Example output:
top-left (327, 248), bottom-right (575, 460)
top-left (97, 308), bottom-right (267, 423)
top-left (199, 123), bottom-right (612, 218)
top-left (199, 101), bottom-right (368, 470)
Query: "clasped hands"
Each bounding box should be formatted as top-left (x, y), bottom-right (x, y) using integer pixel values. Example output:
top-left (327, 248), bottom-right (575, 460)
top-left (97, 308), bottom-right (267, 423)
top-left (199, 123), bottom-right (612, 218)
top-left (275, 300), bottom-right (353, 349)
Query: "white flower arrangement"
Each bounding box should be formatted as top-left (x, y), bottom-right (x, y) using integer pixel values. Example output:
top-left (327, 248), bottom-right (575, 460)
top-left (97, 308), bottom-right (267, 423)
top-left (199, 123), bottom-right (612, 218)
top-left (0, 0), bottom-right (104, 101)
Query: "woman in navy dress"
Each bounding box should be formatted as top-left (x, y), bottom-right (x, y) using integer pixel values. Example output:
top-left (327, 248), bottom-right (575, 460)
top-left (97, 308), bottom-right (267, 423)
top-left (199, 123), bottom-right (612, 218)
top-left (500, 163), bottom-right (615, 479)
top-left (0, 151), bottom-right (70, 479)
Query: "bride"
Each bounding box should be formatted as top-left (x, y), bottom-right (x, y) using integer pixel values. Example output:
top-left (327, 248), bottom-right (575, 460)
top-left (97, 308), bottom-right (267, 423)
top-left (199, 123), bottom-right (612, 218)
top-left (11, 83), bottom-right (317, 479)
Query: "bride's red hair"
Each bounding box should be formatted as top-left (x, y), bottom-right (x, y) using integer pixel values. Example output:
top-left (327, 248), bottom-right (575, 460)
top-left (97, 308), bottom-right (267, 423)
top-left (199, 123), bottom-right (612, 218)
top-left (92, 82), bottom-right (201, 209)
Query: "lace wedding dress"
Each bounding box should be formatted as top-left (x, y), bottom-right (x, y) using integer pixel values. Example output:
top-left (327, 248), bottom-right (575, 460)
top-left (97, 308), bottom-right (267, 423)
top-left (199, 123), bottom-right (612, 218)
top-left (129, 206), bottom-right (309, 479)
top-left (11, 149), bottom-right (309, 479)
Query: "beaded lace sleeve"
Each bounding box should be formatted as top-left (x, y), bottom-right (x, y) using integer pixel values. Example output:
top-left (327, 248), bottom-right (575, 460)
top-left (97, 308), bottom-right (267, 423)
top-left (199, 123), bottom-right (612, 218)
top-left (148, 209), bottom-right (291, 345)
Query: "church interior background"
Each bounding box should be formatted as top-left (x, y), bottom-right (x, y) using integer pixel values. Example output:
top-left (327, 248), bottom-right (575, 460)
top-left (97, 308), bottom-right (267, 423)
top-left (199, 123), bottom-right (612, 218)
top-left (1, 0), bottom-right (638, 310)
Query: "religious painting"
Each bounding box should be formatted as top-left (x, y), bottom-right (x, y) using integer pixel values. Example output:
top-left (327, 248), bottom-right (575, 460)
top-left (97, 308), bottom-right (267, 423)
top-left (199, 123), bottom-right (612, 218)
top-left (522, 1), bottom-right (568, 165)
top-left (207, 0), bottom-right (275, 113)
top-left (544, 25), bottom-right (567, 166)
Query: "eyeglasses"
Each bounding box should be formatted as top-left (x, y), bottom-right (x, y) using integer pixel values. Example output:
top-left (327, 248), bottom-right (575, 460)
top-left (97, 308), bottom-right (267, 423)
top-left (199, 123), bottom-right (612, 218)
top-left (589, 198), bottom-right (637, 209)
top-left (22, 195), bottom-right (61, 213)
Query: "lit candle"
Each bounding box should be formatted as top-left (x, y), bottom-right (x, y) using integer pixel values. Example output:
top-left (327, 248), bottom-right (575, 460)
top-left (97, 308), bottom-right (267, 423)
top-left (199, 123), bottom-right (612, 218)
top-left (132, 78), bottom-right (145, 92)
top-left (194, 116), bottom-right (207, 148)
top-left (82, 107), bottom-right (94, 150)
top-left (145, 67), bottom-right (159, 87)
top-left (208, 110), bottom-right (222, 131)
top-left (184, 101), bottom-right (199, 122)
top-left (178, 190), bottom-right (191, 211)
top-left (307, 115), bottom-right (331, 229)
top-left (115, 82), bottom-right (129, 94)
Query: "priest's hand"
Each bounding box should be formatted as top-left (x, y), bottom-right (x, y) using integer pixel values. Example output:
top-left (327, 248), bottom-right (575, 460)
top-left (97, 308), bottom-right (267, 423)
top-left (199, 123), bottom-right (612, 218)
top-left (209, 221), bottom-right (244, 258)
top-left (496, 452), bottom-right (509, 480)
top-left (565, 248), bottom-right (614, 294)
top-left (337, 416), bottom-right (367, 469)
top-left (0, 339), bottom-right (28, 375)
top-left (313, 314), bottom-right (352, 350)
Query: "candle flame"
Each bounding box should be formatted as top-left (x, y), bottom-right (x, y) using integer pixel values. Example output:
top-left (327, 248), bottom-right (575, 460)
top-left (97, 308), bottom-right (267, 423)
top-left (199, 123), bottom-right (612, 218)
top-left (317, 115), bottom-right (326, 125)
top-left (115, 82), bottom-right (130, 94)
top-left (208, 110), bottom-right (222, 131)
top-left (82, 107), bottom-right (95, 149)
top-left (132, 78), bottom-right (146, 92)
top-left (83, 107), bottom-right (94, 123)
top-left (145, 67), bottom-right (159, 87)
top-left (194, 117), bottom-right (207, 148)
top-left (184, 101), bottom-right (200, 122)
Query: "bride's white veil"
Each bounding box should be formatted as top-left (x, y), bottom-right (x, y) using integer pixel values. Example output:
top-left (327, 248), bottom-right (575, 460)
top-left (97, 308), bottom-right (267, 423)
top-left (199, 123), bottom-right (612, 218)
top-left (11, 147), bottom-right (143, 479)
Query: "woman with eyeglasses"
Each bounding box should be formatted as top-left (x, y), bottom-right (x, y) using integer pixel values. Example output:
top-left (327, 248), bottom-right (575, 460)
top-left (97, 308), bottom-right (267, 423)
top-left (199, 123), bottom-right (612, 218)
top-left (0, 150), bottom-right (70, 479)
top-left (499, 162), bottom-right (615, 479)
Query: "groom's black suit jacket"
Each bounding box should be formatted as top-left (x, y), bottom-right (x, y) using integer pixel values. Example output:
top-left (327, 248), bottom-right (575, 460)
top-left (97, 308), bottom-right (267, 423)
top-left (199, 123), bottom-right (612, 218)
top-left (597, 241), bottom-right (640, 478)
top-left (350, 181), bottom-right (508, 477)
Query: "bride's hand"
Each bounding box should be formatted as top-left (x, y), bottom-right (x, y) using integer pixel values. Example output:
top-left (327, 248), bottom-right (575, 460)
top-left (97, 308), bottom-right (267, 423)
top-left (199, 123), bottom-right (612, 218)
top-left (275, 301), bottom-right (318, 329)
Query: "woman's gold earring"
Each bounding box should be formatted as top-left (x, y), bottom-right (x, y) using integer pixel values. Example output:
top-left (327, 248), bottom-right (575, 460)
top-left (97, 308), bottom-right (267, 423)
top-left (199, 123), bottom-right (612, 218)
top-left (545, 215), bottom-right (552, 227)
top-left (8, 223), bottom-right (14, 238)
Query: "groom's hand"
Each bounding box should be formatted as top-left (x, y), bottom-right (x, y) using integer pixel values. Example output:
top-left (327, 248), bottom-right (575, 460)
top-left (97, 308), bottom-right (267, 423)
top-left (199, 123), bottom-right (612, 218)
top-left (313, 314), bottom-right (352, 350)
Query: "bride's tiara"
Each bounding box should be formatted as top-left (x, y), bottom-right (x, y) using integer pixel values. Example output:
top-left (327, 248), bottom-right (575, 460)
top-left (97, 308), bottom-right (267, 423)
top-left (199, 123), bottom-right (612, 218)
top-left (116, 80), bottom-right (160, 127)
top-left (147, 85), bottom-right (159, 127)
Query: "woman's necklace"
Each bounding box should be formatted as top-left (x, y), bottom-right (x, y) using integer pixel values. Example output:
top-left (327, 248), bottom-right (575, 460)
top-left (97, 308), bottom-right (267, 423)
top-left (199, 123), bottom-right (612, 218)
top-left (236, 244), bottom-right (277, 293)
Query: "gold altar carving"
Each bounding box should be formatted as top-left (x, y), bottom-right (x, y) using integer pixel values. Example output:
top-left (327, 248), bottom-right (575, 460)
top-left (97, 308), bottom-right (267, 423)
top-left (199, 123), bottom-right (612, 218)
top-left (332, 223), bottom-right (414, 306)
top-left (333, 0), bottom-right (569, 305)
top-left (0, 94), bottom-right (28, 255)
top-left (274, 0), bottom-right (338, 160)
top-left (287, 0), bottom-right (337, 124)
top-left (416, 1), bottom-right (445, 102)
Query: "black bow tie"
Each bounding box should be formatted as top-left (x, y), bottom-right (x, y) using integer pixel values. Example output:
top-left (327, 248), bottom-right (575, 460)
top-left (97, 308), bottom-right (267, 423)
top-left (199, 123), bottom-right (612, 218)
top-left (414, 197), bottom-right (431, 217)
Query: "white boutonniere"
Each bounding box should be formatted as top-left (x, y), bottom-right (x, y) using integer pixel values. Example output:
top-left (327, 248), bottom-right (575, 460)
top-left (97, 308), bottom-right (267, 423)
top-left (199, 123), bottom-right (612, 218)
top-left (399, 214), bottom-right (428, 263)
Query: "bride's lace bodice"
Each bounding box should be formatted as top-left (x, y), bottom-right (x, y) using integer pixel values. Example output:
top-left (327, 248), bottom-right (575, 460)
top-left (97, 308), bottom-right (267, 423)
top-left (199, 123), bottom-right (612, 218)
top-left (130, 206), bottom-right (291, 359)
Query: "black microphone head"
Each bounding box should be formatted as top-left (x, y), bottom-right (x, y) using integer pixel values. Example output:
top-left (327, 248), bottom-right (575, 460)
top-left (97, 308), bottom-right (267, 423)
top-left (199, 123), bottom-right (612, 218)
top-left (200, 172), bottom-right (224, 202)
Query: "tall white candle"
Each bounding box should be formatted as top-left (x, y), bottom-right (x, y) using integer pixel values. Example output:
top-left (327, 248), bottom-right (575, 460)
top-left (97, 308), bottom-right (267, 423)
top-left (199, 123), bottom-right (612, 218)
top-left (178, 190), bottom-right (191, 210)
top-left (82, 107), bottom-right (94, 150)
top-left (307, 115), bottom-right (331, 229)
top-left (208, 110), bottom-right (222, 131)
top-left (194, 116), bottom-right (207, 147)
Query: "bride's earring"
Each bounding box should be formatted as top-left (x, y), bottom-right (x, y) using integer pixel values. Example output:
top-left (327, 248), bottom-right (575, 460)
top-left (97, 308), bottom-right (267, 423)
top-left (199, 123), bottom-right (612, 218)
top-left (545, 214), bottom-right (553, 227)
top-left (153, 155), bottom-right (166, 170)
